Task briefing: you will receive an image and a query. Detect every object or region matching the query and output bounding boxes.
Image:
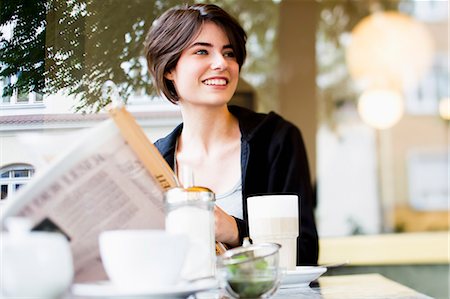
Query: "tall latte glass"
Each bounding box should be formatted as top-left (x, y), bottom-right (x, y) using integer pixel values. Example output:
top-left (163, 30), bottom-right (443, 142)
top-left (247, 195), bottom-right (299, 270)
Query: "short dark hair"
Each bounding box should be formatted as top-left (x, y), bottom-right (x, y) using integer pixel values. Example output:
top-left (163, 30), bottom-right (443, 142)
top-left (144, 4), bottom-right (247, 104)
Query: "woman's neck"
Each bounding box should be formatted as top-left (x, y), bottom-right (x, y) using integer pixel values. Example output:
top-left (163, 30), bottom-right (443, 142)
top-left (175, 104), bottom-right (241, 193)
top-left (179, 105), bottom-right (238, 154)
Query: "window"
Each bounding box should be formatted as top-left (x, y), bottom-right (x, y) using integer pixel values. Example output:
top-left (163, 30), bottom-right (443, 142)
top-left (0, 74), bottom-right (44, 106)
top-left (0, 164), bottom-right (35, 201)
top-left (405, 53), bottom-right (449, 115)
top-left (0, 76), bottom-right (11, 103)
top-left (1, 18), bottom-right (45, 106)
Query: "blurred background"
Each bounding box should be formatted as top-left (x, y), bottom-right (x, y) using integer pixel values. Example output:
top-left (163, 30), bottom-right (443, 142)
top-left (0, 0), bottom-right (448, 298)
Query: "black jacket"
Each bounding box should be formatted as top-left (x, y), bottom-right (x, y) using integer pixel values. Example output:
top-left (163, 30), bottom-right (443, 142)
top-left (154, 105), bottom-right (319, 265)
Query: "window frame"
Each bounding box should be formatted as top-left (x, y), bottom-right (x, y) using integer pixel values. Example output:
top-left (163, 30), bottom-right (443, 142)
top-left (0, 164), bottom-right (35, 201)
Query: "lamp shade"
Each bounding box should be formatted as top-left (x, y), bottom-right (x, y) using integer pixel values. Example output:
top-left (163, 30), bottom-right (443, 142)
top-left (346, 11), bottom-right (434, 89)
top-left (357, 89), bottom-right (404, 129)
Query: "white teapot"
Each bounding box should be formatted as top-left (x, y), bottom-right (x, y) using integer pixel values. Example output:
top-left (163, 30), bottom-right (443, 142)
top-left (1, 217), bottom-right (74, 298)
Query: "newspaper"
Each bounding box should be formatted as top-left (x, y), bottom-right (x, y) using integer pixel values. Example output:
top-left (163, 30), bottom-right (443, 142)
top-left (0, 107), bottom-right (178, 282)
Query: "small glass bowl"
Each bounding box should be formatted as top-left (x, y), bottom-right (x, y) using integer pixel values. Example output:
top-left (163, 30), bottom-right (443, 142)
top-left (217, 242), bottom-right (281, 299)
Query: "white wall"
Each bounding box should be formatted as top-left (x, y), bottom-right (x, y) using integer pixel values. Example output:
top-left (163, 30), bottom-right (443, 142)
top-left (316, 121), bottom-right (381, 236)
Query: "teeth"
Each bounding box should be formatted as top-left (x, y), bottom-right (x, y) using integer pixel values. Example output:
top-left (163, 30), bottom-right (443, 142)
top-left (203, 79), bottom-right (227, 86)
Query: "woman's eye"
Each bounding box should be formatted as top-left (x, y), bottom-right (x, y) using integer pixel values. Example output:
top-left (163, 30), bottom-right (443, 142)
top-left (195, 49), bottom-right (208, 55)
top-left (224, 51), bottom-right (235, 58)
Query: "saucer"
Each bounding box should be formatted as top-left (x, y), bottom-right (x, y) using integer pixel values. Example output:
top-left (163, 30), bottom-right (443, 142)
top-left (71, 278), bottom-right (219, 298)
top-left (280, 266), bottom-right (327, 289)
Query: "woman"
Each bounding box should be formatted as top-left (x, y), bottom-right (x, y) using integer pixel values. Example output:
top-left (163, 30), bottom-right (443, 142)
top-left (145, 3), bottom-right (318, 265)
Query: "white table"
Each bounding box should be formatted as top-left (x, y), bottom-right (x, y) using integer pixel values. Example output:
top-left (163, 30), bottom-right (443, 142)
top-left (197, 273), bottom-right (433, 299)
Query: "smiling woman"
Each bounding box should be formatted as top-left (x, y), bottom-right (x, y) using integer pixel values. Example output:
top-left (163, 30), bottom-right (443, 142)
top-left (145, 3), bottom-right (319, 266)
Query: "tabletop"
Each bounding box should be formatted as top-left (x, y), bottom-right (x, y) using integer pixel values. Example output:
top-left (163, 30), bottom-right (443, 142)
top-left (66, 273), bottom-right (433, 299)
top-left (196, 273), bottom-right (433, 299)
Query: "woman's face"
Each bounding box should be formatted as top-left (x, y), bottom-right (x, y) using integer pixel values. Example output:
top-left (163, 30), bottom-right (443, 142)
top-left (165, 22), bottom-right (239, 108)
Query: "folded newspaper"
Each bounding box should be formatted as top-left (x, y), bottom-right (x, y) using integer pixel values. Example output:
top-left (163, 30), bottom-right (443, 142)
top-left (0, 106), bottom-right (179, 282)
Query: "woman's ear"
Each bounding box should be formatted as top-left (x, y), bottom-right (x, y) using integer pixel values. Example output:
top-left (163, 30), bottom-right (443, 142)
top-left (164, 71), bottom-right (174, 81)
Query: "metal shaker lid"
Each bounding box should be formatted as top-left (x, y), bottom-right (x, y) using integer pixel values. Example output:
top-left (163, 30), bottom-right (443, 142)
top-left (164, 186), bottom-right (215, 204)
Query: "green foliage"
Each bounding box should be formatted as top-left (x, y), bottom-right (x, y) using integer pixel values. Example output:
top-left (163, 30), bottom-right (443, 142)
top-left (0, 0), bottom-right (47, 97)
top-left (45, 0), bottom-right (179, 112)
top-left (0, 0), bottom-right (278, 113)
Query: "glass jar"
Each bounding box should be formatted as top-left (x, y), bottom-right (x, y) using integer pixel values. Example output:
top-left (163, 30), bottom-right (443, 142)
top-left (217, 242), bottom-right (282, 299)
top-left (165, 186), bottom-right (216, 280)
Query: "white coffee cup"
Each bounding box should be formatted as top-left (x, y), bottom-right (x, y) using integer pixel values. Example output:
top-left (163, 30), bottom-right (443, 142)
top-left (247, 194), bottom-right (299, 270)
top-left (1, 219), bottom-right (74, 298)
top-left (98, 230), bottom-right (189, 291)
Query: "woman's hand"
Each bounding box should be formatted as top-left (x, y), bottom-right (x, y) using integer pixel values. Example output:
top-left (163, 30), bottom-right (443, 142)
top-left (214, 205), bottom-right (239, 247)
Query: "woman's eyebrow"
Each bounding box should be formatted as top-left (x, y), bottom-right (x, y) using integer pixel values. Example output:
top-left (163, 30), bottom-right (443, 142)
top-left (189, 42), bottom-right (233, 50)
top-left (189, 42), bottom-right (212, 48)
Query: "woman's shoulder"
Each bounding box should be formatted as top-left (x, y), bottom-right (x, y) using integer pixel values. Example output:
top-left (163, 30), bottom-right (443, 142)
top-left (154, 123), bottom-right (183, 155)
top-left (229, 105), bottom-right (300, 140)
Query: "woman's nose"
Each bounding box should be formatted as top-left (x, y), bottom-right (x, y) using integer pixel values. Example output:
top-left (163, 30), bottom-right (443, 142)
top-left (211, 53), bottom-right (227, 71)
